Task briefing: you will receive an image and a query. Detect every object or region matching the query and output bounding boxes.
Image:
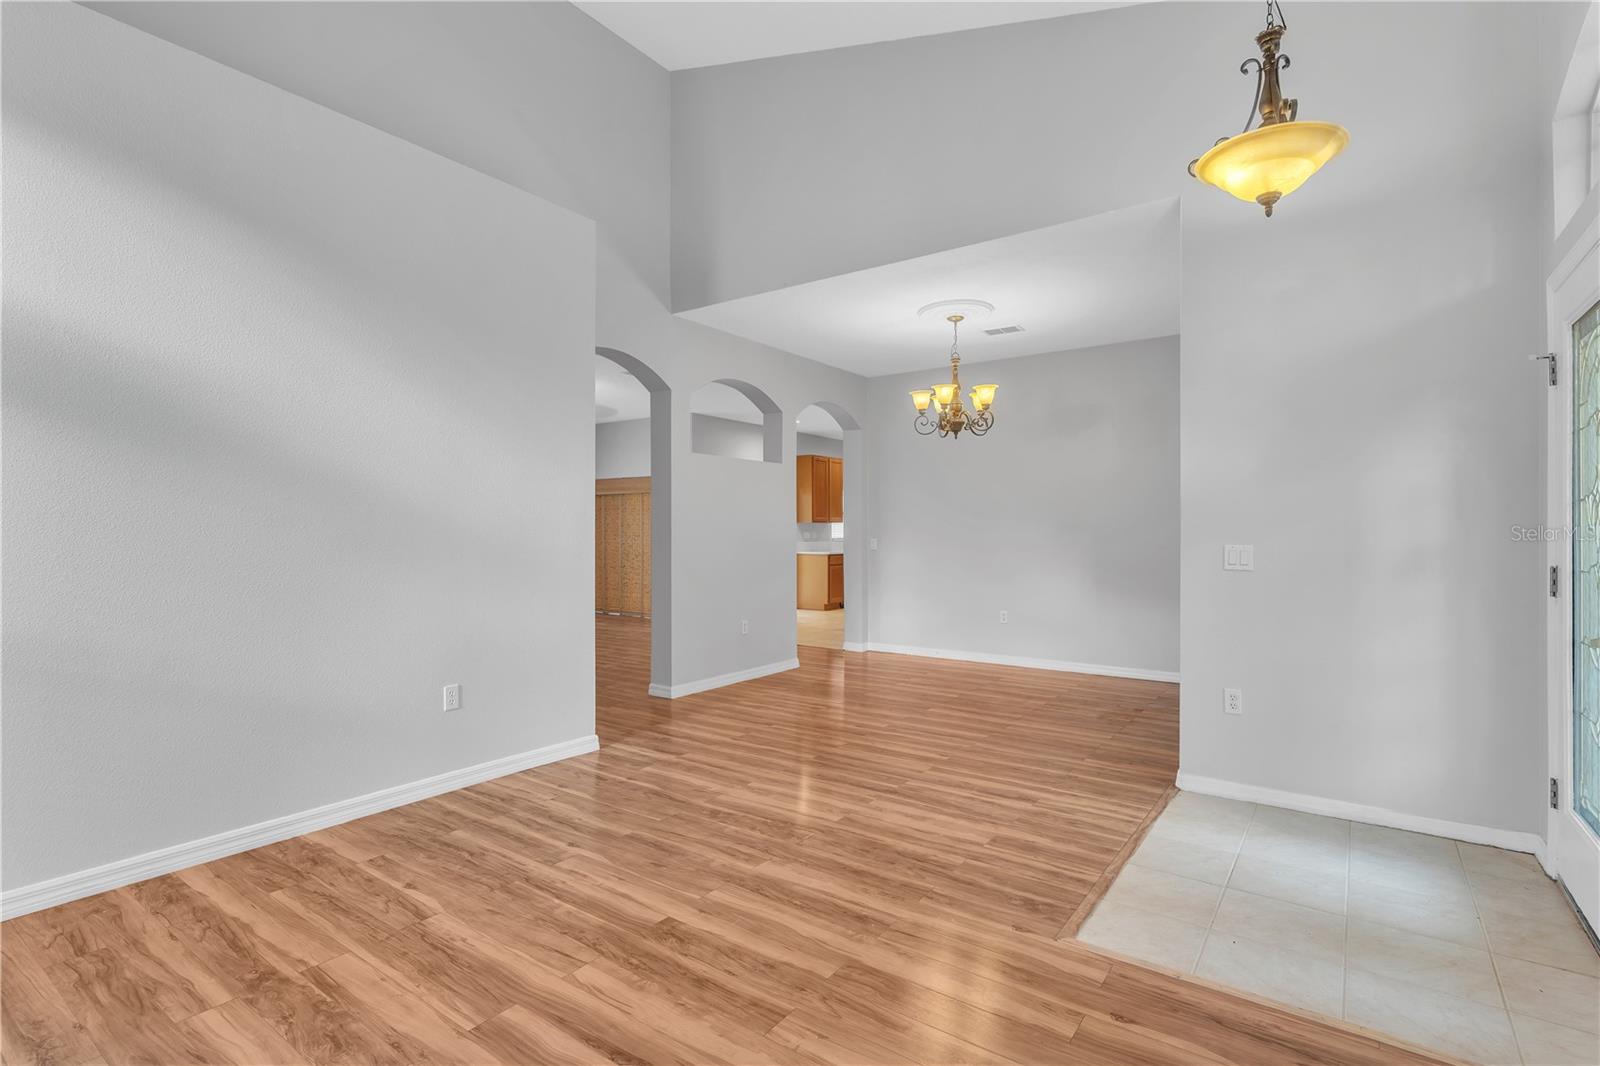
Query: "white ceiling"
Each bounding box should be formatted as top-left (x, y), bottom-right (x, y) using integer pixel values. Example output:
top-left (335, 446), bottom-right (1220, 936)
top-left (575, 2), bottom-right (1133, 71)
top-left (679, 198), bottom-right (1180, 378)
top-left (595, 358), bottom-right (846, 438)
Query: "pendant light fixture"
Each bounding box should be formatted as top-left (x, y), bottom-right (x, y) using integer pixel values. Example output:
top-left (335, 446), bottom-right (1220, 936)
top-left (1188, 0), bottom-right (1348, 217)
top-left (909, 312), bottom-right (996, 439)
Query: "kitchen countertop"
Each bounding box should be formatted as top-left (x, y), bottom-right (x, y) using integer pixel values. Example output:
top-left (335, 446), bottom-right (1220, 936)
top-left (796, 548), bottom-right (843, 556)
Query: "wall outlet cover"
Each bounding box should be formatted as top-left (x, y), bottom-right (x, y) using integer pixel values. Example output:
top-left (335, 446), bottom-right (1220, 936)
top-left (443, 683), bottom-right (461, 712)
top-left (1224, 688), bottom-right (1242, 715)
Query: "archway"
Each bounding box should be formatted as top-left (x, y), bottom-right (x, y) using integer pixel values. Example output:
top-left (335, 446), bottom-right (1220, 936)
top-left (793, 400), bottom-right (866, 653)
top-left (689, 378), bottom-right (782, 463)
top-left (595, 346), bottom-right (671, 695)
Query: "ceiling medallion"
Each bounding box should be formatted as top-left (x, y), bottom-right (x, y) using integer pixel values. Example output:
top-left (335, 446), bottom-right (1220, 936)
top-left (1188, 0), bottom-right (1349, 217)
top-left (909, 313), bottom-right (996, 439)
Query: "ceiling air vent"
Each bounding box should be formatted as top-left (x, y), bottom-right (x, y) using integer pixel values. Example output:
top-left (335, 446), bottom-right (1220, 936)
top-left (983, 324), bottom-right (1026, 336)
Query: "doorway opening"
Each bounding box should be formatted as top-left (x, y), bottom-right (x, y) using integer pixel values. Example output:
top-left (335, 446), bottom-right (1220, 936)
top-left (795, 403), bottom-right (847, 651)
top-left (594, 347), bottom-right (671, 696)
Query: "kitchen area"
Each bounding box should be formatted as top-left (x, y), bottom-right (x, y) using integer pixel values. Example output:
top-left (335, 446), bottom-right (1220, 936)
top-left (795, 451), bottom-right (844, 650)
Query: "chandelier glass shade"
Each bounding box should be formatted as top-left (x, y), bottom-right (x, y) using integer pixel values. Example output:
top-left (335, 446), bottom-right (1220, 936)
top-left (1189, 1), bottom-right (1348, 218)
top-left (911, 314), bottom-right (996, 439)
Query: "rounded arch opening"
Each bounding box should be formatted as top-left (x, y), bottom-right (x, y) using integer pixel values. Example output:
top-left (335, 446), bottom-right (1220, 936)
top-left (793, 399), bottom-right (865, 655)
top-left (594, 346), bottom-right (672, 697)
top-left (689, 377), bottom-right (782, 463)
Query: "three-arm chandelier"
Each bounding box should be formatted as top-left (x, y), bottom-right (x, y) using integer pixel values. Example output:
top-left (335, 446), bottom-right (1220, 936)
top-left (1189, 0), bottom-right (1348, 217)
top-left (910, 313), bottom-right (996, 439)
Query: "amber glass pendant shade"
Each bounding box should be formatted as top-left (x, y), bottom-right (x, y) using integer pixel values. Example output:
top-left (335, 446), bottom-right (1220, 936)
top-left (1193, 120), bottom-right (1348, 216)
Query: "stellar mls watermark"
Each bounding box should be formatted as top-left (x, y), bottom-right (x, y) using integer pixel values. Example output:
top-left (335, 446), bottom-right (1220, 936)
top-left (1511, 524), bottom-right (1598, 542)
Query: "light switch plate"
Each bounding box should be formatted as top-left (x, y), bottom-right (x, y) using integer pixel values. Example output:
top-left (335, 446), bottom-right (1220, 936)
top-left (1224, 544), bottom-right (1255, 571)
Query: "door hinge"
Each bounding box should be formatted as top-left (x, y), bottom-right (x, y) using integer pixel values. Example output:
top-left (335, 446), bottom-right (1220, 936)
top-left (1551, 776), bottom-right (1560, 810)
top-left (1551, 565), bottom-right (1560, 598)
top-left (1533, 352), bottom-right (1557, 386)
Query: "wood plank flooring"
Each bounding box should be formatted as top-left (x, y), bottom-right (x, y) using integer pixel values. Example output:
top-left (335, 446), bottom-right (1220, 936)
top-left (2, 616), bottom-right (1451, 1065)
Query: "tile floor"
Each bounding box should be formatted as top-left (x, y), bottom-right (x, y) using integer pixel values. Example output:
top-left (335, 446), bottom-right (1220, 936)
top-left (1075, 792), bottom-right (1600, 1065)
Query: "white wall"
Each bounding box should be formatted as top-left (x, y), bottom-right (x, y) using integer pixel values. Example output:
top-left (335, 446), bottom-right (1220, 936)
top-left (2, 3), bottom-right (596, 895)
top-left (867, 338), bottom-right (1178, 677)
top-left (96, 0), bottom-right (872, 692)
top-left (596, 419), bottom-right (651, 479)
top-left (671, 2), bottom-right (1557, 837)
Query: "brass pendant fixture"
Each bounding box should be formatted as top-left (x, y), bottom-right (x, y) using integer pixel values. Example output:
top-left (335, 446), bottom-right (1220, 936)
top-left (909, 314), bottom-right (996, 439)
top-left (1188, 0), bottom-right (1348, 217)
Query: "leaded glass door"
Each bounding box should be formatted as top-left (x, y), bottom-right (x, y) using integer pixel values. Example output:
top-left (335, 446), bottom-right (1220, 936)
top-left (1550, 234), bottom-right (1600, 934)
top-left (1573, 298), bottom-right (1600, 845)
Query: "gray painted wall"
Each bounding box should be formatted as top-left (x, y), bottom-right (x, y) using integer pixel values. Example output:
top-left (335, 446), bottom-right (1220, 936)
top-left (673, 2), bottom-right (1559, 836)
top-left (603, 415), bottom-right (840, 474)
top-left (2, 2), bottom-right (596, 891)
top-left (797, 434), bottom-right (844, 459)
top-left (867, 338), bottom-right (1178, 675)
top-left (95, 0), bottom-right (874, 687)
top-left (596, 419), bottom-right (652, 479)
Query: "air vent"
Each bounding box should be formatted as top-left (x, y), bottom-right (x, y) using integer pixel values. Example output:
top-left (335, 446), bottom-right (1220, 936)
top-left (983, 324), bottom-right (1026, 336)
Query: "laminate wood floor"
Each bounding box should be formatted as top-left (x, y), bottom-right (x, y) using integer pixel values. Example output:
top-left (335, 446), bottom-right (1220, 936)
top-left (2, 616), bottom-right (1451, 1065)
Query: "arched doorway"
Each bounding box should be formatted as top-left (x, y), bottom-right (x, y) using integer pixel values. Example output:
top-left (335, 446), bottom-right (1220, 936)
top-left (793, 400), bottom-right (864, 653)
top-left (594, 347), bottom-right (671, 695)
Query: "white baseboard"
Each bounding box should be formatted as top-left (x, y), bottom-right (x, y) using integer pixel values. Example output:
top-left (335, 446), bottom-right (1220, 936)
top-left (647, 657), bottom-right (799, 699)
top-left (862, 642), bottom-right (1179, 684)
top-left (1176, 771), bottom-right (1548, 861)
top-left (0, 733), bottom-right (599, 921)
top-left (842, 641), bottom-right (867, 653)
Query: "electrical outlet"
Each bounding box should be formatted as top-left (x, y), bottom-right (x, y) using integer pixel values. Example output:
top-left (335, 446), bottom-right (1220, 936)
top-left (740, 619), bottom-right (749, 635)
top-left (1224, 688), bottom-right (1243, 716)
top-left (999, 610), bottom-right (1008, 624)
top-left (870, 538), bottom-right (879, 550)
top-left (443, 683), bottom-right (461, 712)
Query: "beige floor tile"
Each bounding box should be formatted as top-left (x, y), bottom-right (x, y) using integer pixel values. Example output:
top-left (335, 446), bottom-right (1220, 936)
top-left (1495, 955), bottom-right (1600, 1034)
top-left (1148, 808), bottom-right (1251, 853)
top-left (1460, 842), bottom-right (1547, 884)
top-left (1482, 906), bottom-right (1600, 978)
top-left (1195, 930), bottom-right (1344, 1017)
top-left (1350, 823), bottom-right (1461, 867)
top-left (1167, 792), bottom-right (1256, 829)
top-left (1130, 831), bottom-right (1239, 886)
top-left (1347, 875), bottom-right (1487, 948)
top-left (1101, 863), bottom-right (1224, 928)
top-left (1077, 899), bottom-right (1209, 973)
top-left (1345, 919), bottom-right (1502, 1008)
top-left (1226, 852), bottom-right (1347, 915)
top-left (1249, 805), bottom-right (1351, 843)
top-left (1238, 828), bottom-right (1349, 878)
top-left (1472, 868), bottom-right (1582, 923)
top-left (1211, 887), bottom-right (1346, 960)
top-left (1511, 1012), bottom-right (1600, 1066)
top-left (1348, 848), bottom-right (1474, 899)
top-left (1343, 969), bottom-right (1521, 1066)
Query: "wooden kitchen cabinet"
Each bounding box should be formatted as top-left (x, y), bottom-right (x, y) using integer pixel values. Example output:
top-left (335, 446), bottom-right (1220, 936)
top-left (797, 553), bottom-right (844, 610)
top-left (796, 454), bottom-right (844, 523)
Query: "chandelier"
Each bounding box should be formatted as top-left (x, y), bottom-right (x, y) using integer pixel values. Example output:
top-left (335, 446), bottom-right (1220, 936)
top-left (909, 314), bottom-right (996, 439)
top-left (1188, 1), bottom-right (1348, 217)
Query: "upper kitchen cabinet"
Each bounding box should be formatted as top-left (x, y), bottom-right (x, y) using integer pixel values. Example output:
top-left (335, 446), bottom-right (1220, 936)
top-left (796, 454), bottom-right (843, 523)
